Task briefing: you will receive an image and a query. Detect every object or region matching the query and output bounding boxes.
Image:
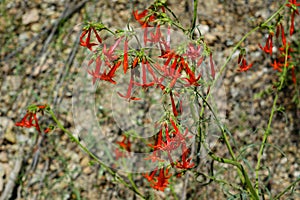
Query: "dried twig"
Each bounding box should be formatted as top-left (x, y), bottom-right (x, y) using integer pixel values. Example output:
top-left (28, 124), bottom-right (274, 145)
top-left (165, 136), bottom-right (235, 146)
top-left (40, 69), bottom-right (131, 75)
top-left (0, 148), bottom-right (24, 200)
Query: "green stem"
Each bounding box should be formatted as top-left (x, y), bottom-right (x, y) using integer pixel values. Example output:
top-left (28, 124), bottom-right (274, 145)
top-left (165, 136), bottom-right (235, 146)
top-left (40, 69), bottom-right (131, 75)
top-left (191, 0), bottom-right (198, 37)
top-left (273, 177), bottom-right (300, 199)
top-left (47, 108), bottom-right (145, 199)
top-left (196, 3), bottom-right (286, 197)
top-left (255, 81), bottom-right (279, 195)
top-left (208, 152), bottom-right (259, 200)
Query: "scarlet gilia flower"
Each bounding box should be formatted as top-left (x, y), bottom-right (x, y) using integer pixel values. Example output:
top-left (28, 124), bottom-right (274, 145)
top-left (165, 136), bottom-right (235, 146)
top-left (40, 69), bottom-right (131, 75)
top-left (176, 143), bottom-right (194, 169)
top-left (150, 167), bottom-right (172, 191)
top-left (259, 32), bottom-right (274, 55)
top-left (143, 168), bottom-right (158, 182)
top-left (180, 58), bottom-right (201, 86)
top-left (116, 135), bottom-right (131, 152)
top-left (15, 112), bottom-right (41, 133)
top-left (134, 60), bottom-right (156, 89)
top-left (286, 0), bottom-right (300, 35)
top-left (133, 4), bottom-right (165, 28)
top-left (238, 57), bottom-right (254, 72)
top-left (117, 70), bottom-right (141, 101)
top-left (87, 60), bottom-right (121, 84)
top-left (102, 37), bottom-right (123, 62)
top-left (276, 23), bottom-right (286, 46)
top-left (80, 27), bottom-right (102, 51)
top-left (271, 60), bottom-right (282, 72)
top-left (123, 39), bottom-right (129, 74)
top-left (148, 25), bottom-right (162, 43)
top-left (115, 135), bottom-right (131, 160)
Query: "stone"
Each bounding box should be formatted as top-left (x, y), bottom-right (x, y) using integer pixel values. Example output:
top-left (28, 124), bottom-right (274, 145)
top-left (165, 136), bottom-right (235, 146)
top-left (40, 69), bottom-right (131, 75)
top-left (80, 156), bottom-right (90, 167)
top-left (22, 9), bottom-right (40, 25)
top-left (31, 23), bottom-right (41, 32)
top-left (0, 152), bottom-right (8, 163)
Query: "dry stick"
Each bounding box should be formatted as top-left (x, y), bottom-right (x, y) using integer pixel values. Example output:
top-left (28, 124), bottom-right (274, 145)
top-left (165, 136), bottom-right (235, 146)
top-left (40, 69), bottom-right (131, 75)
top-left (1, 0), bottom-right (88, 62)
top-left (34, 0), bottom-right (88, 79)
top-left (40, 0), bottom-right (89, 55)
top-left (0, 148), bottom-right (24, 200)
top-left (53, 30), bottom-right (81, 106)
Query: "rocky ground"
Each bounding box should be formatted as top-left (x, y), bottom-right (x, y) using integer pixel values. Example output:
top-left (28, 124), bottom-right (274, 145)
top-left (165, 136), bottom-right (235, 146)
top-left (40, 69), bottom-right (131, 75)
top-left (0, 0), bottom-right (299, 199)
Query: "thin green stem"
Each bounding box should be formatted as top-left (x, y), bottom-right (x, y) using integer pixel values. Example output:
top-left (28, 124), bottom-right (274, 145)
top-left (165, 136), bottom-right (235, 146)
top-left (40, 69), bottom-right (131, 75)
top-left (255, 81), bottom-right (279, 195)
top-left (207, 152), bottom-right (259, 200)
top-left (273, 177), bottom-right (300, 199)
top-left (191, 0), bottom-right (198, 37)
top-left (195, 3), bottom-right (287, 198)
top-left (47, 108), bottom-right (145, 199)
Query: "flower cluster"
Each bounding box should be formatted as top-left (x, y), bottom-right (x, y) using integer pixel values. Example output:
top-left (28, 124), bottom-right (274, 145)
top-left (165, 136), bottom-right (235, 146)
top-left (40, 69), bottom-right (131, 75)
top-left (239, 2), bottom-right (298, 85)
top-left (78, 1), bottom-right (217, 191)
top-left (15, 105), bottom-right (53, 135)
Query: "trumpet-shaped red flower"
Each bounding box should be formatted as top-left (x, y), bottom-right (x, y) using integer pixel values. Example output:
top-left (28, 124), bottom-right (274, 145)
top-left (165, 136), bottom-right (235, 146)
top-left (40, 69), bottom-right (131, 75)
top-left (88, 60), bottom-right (121, 84)
top-left (238, 58), bottom-right (254, 72)
top-left (123, 39), bottom-right (129, 74)
top-left (276, 23), bottom-right (286, 46)
top-left (259, 32), bottom-right (274, 55)
top-left (176, 143), bottom-right (195, 169)
top-left (116, 135), bottom-right (131, 152)
top-left (271, 60), bottom-right (282, 72)
top-left (134, 60), bottom-right (156, 89)
top-left (115, 135), bottom-right (131, 160)
top-left (143, 168), bottom-right (158, 182)
top-left (286, 0), bottom-right (300, 35)
top-left (15, 112), bottom-right (41, 133)
top-left (80, 27), bottom-right (102, 51)
top-left (180, 58), bottom-right (201, 86)
top-left (117, 71), bottom-right (141, 100)
top-left (102, 37), bottom-right (123, 62)
top-left (150, 167), bottom-right (172, 191)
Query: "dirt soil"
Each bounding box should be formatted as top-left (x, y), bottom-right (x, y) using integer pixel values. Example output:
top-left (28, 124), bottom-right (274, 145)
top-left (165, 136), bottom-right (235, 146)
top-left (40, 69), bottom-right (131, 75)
top-left (0, 0), bottom-right (299, 199)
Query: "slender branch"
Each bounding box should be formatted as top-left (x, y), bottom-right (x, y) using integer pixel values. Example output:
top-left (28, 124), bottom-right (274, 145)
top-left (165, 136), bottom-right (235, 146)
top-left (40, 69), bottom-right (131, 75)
top-left (255, 79), bottom-right (279, 194)
top-left (190, 0), bottom-right (199, 37)
top-left (273, 177), bottom-right (300, 199)
top-left (47, 108), bottom-right (146, 199)
top-left (207, 152), bottom-right (259, 200)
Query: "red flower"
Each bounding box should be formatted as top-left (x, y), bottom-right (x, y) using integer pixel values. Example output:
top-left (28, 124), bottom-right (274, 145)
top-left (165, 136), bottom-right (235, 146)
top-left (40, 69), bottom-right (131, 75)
top-left (88, 60), bottom-right (121, 84)
top-left (238, 58), bottom-right (254, 72)
top-left (134, 60), bottom-right (156, 89)
top-left (271, 60), bottom-right (282, 72)
top-left (176, 143), bottom-right (195, 169)
top-left (80, 29), bottom-right (97, 51)
top-left (143, 168), bottom-right (158, 182)
top-left (115, 135), bottom-right (131, 160)
top-left (117, 71), bottom-right (141, 101)
top-left (15, 112), bottom-right (41, 133)
top-left (286, 0), bottom-right (300, 35)
top-left (102, 37), bottom-right (122, 62)
top-left (276, 23), bottom-right (286, 46)
top-left (150, 167), bottom-right (172, 191)
top-left (148, 25), bottom-right (162, 43)
top-left (180, 58), bottom-right (201, 86)
top-left (259, 32), bottom-right (274, 55)
top-left (116, 135), bottom-right (131, 152)
top-left (123, 39), bottom-right (129, 74)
